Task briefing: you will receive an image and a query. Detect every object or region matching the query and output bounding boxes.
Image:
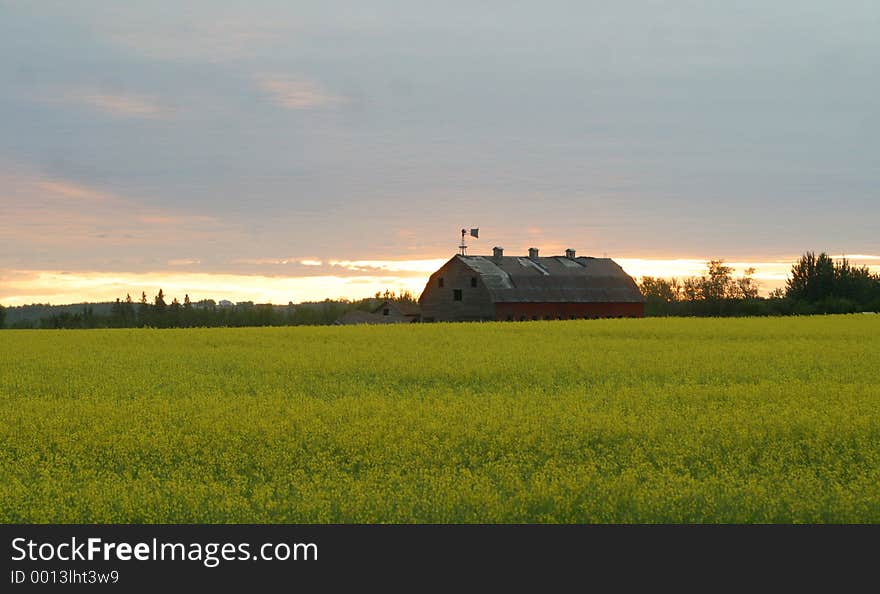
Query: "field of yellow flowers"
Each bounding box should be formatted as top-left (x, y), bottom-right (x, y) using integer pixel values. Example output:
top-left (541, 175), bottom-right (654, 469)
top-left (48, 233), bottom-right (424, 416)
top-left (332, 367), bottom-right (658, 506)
top-left (1, 315), bottom-right (878, 522)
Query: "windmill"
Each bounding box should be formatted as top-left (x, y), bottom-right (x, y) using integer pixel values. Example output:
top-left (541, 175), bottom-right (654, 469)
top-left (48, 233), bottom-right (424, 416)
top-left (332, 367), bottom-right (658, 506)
top-left (459, 228), bottom-right (479, 255)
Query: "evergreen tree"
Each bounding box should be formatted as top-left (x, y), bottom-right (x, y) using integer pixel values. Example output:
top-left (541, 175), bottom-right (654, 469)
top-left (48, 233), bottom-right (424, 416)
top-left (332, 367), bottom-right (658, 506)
top-left (154, 289), bottom-right (167, 313)
top-left (138, 291), bottom-right (150, 326)
top-left (110, 298), bottom-right (124, 326)
top-left (124, 293), bottom-right (135, 321)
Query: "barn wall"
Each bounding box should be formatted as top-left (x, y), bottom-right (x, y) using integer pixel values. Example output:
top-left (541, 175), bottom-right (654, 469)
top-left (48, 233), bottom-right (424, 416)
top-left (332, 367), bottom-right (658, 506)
top-left (374, 302), bottom-right (411, 322)
top-left (418, 258), bottom-right (495, 322)
top-left (494, 301), bottom-right (644, 321)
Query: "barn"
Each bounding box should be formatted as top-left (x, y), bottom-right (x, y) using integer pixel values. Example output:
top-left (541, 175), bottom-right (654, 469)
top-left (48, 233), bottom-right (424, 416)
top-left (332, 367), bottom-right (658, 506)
top-left (418, 247), bottom-right (644, 322)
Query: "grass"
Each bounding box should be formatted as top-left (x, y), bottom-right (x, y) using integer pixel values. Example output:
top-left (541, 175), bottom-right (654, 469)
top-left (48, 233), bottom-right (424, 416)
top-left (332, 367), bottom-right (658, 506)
top-left (1, 315), bottom-right (878, 522)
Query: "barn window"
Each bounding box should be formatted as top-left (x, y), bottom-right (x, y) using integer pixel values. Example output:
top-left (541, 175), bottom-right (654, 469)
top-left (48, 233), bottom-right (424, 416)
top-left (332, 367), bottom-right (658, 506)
top-left (382, 308), bottom-right (390, 316)
top-left (470, 277), bottom-right (477, 287)
top-left (438, 277), bottom-right (444, 288)
top-left (453, 289), bottom-right (462, 301)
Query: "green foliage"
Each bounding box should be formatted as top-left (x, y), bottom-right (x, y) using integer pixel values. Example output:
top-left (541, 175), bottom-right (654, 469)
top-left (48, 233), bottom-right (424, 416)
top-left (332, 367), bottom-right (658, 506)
top-left (786, 252), bottom-right (880, 308)
top-left (1, 316), bottom-right (879, 523)
top-left (702, 259), bottom-right (734, 301)
top-left (374, 289), bottom-right (418, 304)
top-left (0, 304), bottom-right (5, 328)
top-left (787, 252), bottom-right (836, 301)
top-left (28, 291), bottom-right (386, 329)
top-left (640, 261), bottom-right (768, 316)
top-left (638, 277), bottom-right (682, 304)
top-left (640, 254), bottom-right (880, 316)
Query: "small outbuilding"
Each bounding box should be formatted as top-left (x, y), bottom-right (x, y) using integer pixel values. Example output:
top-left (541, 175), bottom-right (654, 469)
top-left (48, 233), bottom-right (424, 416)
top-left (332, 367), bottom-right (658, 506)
top-left (372, 299), bottom-right (421, 323)
top-left (334, 300), bottom-right (421, 325)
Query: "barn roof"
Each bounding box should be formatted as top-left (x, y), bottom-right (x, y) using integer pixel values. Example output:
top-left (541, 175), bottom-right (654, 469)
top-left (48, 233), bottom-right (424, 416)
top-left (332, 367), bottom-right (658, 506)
top-left (373, 300), bottom-right (421, 316)
top-left (455, 255), bottom-right (644, 303)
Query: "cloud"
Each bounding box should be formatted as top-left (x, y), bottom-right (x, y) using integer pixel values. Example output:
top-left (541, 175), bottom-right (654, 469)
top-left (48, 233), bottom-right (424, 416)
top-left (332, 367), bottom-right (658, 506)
top-left (0, 166), bottom-right (235, 264)
top-left (167, 259), bottom-right (201, 266)
top-left (230, 258), bottom-right (295, 265)
top-left (34, 180), bottom-right (116, 203)
top-left (832, 254), bottom-right (880, 261)
top-left (0, 269), bottom-right (428, 307)
top-left (327, 259), bottom-right (448, 274)
top-left (225, 257), bottom-right (445, 277)
top-left (39, 88), bottom-right (170, 119)
top-left (256, 76), bottom-right (346, 110)
top-left (105, 19), bottom-right (295, 62)
top-left (230, 258), bottom-right (325, 267)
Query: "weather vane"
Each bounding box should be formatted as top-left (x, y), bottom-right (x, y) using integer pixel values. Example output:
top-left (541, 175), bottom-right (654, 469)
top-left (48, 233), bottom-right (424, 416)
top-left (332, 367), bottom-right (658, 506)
top-left (459, 227), bottom-right (479, 255)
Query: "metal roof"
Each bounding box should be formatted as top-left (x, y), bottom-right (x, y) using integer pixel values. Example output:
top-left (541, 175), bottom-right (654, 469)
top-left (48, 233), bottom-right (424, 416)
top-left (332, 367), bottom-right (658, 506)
top-left (456, 255), bottom-right (644, 303)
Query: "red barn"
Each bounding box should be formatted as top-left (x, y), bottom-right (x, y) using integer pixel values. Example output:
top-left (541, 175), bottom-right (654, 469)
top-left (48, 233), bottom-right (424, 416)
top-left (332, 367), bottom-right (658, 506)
top-left (418, 247), bottom-right (644, 322)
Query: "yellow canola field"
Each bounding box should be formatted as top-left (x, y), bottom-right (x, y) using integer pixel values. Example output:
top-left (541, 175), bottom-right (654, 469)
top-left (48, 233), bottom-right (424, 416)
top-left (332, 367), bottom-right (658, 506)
top-left (1, 315), bottom-right (878, 522)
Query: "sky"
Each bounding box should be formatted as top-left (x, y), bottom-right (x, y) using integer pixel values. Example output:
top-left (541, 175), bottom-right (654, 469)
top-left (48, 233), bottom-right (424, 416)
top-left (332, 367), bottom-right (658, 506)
top-left (2, 1), bottom-right (878, 305)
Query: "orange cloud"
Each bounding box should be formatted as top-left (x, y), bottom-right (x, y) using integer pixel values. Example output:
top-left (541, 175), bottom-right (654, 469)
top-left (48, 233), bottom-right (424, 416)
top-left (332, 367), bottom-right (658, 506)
top-left (326, 259), bottom-right (449, 274)
top-left (38, 88), bottom-right (170, 119)
top-left (0, 270), bottom-right (427, 306)
top-left (225, 258), bottom-right (447, 277)
top-left (167, 259), bottom-right (201, 266)
top-left (256, 76), bottom-right (345, 110)
top-left (0, 168), bottom-right (234, 252)
top-left (35, 180), bottom-right (116, 203)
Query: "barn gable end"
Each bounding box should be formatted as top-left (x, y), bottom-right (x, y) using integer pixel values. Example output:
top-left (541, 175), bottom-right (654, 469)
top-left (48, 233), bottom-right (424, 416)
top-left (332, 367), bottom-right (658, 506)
top-left (418, 256), bottom-right (496, 322)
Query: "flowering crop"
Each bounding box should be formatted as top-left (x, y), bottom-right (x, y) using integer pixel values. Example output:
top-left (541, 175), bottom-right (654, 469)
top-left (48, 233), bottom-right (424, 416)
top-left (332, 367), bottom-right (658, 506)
top-left (1, 315), bottom-right (878, 522)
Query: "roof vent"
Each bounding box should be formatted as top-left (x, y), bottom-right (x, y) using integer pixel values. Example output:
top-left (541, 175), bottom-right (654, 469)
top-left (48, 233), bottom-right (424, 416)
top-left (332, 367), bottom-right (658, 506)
top-left (565, 248), bottom-right (576, 259)
top-left (492, 246), bottom-right (504, 261)
top-left (528, 247), bottom-right (539, 259)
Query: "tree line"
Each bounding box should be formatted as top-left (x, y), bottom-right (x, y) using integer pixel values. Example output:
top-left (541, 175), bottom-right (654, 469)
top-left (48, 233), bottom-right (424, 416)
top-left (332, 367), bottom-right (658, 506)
top-left (1, 253), bottom-right (877, 328)
top-left (4, 289), bottom-right (417, 329)
top-left (639, 252), bottom-right (880, 316)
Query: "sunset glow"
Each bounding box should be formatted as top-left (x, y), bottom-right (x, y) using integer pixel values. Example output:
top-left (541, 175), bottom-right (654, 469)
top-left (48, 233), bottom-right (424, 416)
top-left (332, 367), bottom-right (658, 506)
top-left (2, 3), bottom-right (878, 310)
top-left (4, 255), bottom-right (878, 306)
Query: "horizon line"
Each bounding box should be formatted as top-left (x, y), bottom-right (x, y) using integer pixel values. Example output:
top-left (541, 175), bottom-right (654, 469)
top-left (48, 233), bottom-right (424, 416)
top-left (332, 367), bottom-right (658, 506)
top-left (3, 253), bottom-right (880, 308)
